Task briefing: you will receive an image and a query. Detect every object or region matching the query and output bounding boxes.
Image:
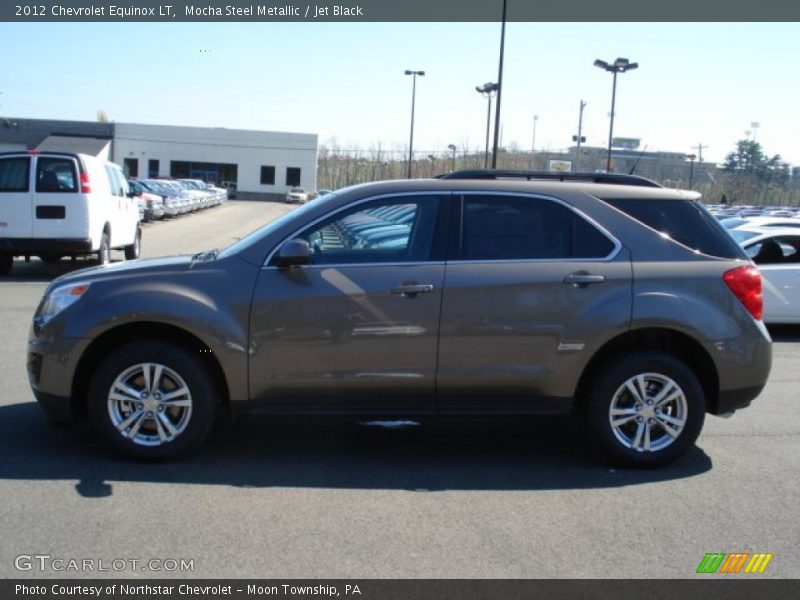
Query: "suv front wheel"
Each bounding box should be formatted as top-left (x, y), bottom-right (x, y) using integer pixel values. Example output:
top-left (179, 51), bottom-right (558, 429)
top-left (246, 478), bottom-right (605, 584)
top-left (87, 340), bottom-right (217, 460)
top-left (583, 352), bottom-right (706, 467)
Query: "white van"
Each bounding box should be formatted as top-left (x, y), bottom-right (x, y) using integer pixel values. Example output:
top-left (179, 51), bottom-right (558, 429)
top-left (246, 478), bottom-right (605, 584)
top-left (0, 152), bottom-right (141, 274)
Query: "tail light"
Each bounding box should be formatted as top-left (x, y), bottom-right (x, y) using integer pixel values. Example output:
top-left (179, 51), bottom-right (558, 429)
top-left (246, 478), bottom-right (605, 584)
top-left (723, 266), bottom-right (763, 320)
top-left (79, 171), bottom-right (91, 193)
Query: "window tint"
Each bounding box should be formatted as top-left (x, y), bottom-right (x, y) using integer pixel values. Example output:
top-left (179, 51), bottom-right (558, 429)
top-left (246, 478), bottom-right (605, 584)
top-left (461, 195), bottom-right (614, 260)
top-left (605, 198), bottom-right (743, 259)
top-left (260, 166), bottom-right (275, 185)
top-left (36, 157), bottom-right (77, 193)
top-left (0, 157), bottom-right (30, 192)
top-left (291, 196), bottom-right (440, 265)
top-left (286, 167), bottom-right (301, 186)
top-left (123, 158), bottom-right (139, 178)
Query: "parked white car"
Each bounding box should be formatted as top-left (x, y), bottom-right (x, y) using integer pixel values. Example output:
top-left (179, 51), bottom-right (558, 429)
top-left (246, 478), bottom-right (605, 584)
top-left (285, 187), bottom-right (309, 203)
top-left (0, 151), bottom-right (140, 273)
top-left (732, 226), bottom-right (800, 323)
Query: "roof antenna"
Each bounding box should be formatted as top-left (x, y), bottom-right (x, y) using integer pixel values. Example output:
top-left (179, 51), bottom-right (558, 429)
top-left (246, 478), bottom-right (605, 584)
top-left (628, 144), bottom-right (648, 175)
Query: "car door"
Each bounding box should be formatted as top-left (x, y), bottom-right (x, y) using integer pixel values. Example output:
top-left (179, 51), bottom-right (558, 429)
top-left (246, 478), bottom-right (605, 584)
top-left (0, 154), bottom-right (32, 241)
top-left (749, 235), bottom-right (800, 323)
top-left (437, 193), bottom-right (633, 413)
top-left (32, 155), bottom-right (82, 241)
top-left (248, 193), bottom-right (448, 413)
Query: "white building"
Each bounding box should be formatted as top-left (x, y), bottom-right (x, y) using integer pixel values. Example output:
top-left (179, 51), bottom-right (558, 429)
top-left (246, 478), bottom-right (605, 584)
top-left (0, 118), bottom-right (318, 198)
top-left (114, 123), bottom-right (317, 198)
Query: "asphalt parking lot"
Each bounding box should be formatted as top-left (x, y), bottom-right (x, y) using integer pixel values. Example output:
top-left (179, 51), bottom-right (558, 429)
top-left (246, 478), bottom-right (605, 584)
top-left (0, 200), bottom-right (797, 579)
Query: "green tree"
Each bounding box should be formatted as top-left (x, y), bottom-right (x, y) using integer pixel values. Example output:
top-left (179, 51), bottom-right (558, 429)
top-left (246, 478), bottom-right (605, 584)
top-left (722, 139), bottom-right (788, 185)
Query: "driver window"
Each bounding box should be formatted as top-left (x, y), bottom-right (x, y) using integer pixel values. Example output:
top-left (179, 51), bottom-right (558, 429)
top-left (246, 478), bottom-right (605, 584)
top-left (296, 196), bottom-right (439, 265)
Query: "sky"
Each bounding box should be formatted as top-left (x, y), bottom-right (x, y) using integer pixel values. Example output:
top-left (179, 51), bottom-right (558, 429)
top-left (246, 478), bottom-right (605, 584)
top-left (1, 21), bottom-right (799, 165)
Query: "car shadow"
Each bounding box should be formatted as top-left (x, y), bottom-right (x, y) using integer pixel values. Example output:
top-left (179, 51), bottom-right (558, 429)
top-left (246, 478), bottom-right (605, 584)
top-left (767, 324), bottom-right (800, 343)
top-left (0, 401), bottom-right (712, 498)
top-left (2, 257), bottom-right (104, 283)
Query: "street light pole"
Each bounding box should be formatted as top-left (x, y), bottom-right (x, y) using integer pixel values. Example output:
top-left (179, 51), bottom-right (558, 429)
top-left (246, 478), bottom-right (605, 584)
top-left (476, 82), bottom-right (498, 169)
top-left (529, 115), bottom-right (538, 169)
top-left (404, 70), bottom-right (425, 178)
top-left (575, 100), bottom-right (586, 171)
top-left (491, 0), bottom-right (507, 169)
top-left (687, 153), bottom-right (697, 188)
top-left (594, 57), bottom-right (638, 172)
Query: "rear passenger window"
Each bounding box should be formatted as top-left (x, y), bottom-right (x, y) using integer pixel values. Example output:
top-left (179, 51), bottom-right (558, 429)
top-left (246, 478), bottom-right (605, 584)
top-left (0, 157), bottom-right (30, 192)
top-left (36, 157), bottom-right (77, 193)
top-left (461, 195), bottom-right (614, 260)
top-left (605, 198), bottom-right (743, 259)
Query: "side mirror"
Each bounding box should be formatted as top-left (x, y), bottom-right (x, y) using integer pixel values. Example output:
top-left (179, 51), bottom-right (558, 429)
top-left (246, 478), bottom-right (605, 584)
top-left (275, 238), bottom-right (311, 268)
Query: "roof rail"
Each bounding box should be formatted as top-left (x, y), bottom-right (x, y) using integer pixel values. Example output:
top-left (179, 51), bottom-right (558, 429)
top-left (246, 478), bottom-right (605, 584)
top-left (437, 169), bottom-right (662, 188)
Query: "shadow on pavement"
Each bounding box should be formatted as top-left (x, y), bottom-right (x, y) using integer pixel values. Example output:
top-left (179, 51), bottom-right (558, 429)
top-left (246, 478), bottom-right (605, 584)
top-left (0, 401), bottom-right (712, 497)
top-left (768, 324), bottom-right (800, 343)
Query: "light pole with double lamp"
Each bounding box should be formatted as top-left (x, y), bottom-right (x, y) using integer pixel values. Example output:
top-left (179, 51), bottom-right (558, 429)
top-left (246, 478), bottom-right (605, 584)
top-left (404, 70), bottom-right (425, 178)
top-left (476, 82), bottom-right (498, 169)
top-left (593, 57), bottom-right (638, 172)
top-left (448, 144), bottom-right (457, 172)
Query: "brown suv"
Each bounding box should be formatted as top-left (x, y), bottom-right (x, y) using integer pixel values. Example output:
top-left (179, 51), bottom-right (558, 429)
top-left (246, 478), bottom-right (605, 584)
top-left (27, 171), bottom-right (772, 465)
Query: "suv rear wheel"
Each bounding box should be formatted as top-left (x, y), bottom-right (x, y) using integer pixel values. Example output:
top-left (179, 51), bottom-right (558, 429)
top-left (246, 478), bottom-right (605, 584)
top-left (87, 340), bottom-right (217, 460)
top-left (583, 352), bottom-right (706, 467)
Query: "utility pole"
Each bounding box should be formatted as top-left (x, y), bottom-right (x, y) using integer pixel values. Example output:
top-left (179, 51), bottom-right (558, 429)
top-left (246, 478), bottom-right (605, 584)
top-left (692, 143), bottom-right (708, 164)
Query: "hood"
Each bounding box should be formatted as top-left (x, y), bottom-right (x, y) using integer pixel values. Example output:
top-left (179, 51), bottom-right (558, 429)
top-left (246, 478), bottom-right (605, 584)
top-left (49, 254), bottom-right (197, 289)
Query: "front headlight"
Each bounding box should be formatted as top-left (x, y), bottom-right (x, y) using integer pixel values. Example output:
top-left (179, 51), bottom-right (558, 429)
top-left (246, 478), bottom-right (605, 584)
top-left (38, 282), bottom-right (91, 324)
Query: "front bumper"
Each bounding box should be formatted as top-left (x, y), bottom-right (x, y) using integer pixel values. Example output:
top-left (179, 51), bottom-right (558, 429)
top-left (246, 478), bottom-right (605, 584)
top-left (28, 333), bottom-right (89, 425)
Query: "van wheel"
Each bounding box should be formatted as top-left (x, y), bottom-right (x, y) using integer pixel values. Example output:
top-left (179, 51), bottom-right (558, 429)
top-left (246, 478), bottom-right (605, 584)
top-left (582, 352), bottom-right (705, 467)
top-left (124, 227), bottom-right (141, 260)
top-left (0, 253), bottom-right (12, 275)
top-left (98, 232), bottom-right (111, 265)
top-left (87, 340), bottom-right (218, 460)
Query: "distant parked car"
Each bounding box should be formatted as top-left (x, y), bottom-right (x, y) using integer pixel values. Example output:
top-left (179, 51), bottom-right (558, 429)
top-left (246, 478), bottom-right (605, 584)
top-left (735, 226), bottom-right (800, 324)
top-left (129, 180), bottom-right (164, 222)
top-left (286, 187), bottom-right (309, 203)
top-left (220, 181), bottom-right (237, 199)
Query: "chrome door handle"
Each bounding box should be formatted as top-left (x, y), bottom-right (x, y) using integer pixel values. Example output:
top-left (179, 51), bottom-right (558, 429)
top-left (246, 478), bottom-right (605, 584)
top-left (563, 273), bottom-right (605, 287)
top-left (391, 284), bottom-right (434, 297)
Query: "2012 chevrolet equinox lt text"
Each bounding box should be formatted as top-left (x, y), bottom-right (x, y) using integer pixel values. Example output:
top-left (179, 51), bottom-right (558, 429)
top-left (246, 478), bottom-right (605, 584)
top-left (26, 171), bottom-right (772, 466)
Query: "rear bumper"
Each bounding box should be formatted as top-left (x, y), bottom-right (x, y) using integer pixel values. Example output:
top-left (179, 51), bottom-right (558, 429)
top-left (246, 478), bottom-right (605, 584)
top-left (0, 238), bottom-right (93, 255)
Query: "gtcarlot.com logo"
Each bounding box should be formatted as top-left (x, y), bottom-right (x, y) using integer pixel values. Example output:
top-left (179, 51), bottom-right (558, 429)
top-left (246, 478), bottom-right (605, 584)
top-left (696, 552), bottom-right (773, 574)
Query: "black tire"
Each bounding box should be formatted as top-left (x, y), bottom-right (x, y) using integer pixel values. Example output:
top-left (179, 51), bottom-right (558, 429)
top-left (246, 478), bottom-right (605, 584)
top-left (97, 232), bottom-right (111, 265)
top-left (87, 340), bottom-right (218, 460)
top-left (0, 253), bottom-right (12, 275)
top-left (124, 227), bottom-right (141, 260)
top-left (581, 352), bottom-right (705, 467)
top-left (40, 254), bottom-right (62, 264)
